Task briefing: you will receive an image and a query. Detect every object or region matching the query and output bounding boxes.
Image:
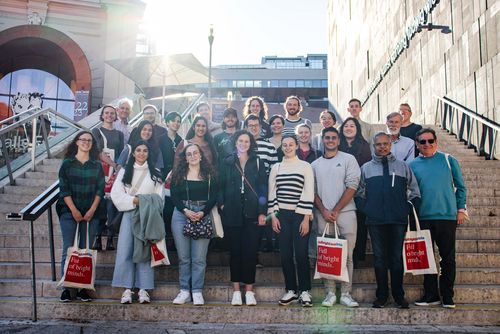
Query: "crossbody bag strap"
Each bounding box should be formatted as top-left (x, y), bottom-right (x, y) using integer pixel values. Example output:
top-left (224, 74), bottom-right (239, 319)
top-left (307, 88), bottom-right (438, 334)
top-left (235, 162), bottom-right (258, 198)
top-left (129, 168), bottom-right (148, 196)
top-left (98, 128), bottom-right (108, 149)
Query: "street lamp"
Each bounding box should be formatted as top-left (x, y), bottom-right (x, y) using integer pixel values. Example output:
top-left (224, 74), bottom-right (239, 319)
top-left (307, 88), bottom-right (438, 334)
top-left (208, 25), bottom-right (214, 101)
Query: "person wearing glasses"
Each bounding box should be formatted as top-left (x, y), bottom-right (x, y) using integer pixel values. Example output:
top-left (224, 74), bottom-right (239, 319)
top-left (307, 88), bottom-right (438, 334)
top-left (57, 131), bottom-right (104, 303)
top-left (410, 128), bottom-right (467, 309)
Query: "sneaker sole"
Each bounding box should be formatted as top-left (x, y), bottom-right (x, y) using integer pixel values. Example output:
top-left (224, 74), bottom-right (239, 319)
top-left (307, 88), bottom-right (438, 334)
top-left (78, 298), bottom-right (92, 302)
top-left (59, 299), bottom-right (71, 303)
top-left (415, 301), bottom-right (441, 306)
top-left (442, 304), bottom-right (456, 309)
top-left (120, 300), bottom-right (132, 304)
top-left (341, 303), bottom-right (359, 308)
top-left (321, 302), bottom-right (335, 307)
top-left (139, 299), bottom-right (150, 304)
top-left (278, 299), bottom-right (297, 306)
top-left (301, 303), bottom-right (313, 307)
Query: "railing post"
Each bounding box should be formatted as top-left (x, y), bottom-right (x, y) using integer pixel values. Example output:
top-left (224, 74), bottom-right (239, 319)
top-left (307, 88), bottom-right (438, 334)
top-left (491, 131), bottom-right (498, 160)
top-left (40, 116), bottom-right (51, 159)
top-left (29, 219), bottom-right (38, 322)
top-left (0, 134), bottom-right (15, 185)
top-left (31, 117), bottom-right (37, 172)
top-left (47, 206), bottom-right (56, 282)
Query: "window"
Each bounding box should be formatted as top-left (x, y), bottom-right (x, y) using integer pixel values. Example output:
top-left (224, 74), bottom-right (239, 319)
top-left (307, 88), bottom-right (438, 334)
top-left (304, 80), bottom-right (312, 87)
top-left (270, 80), bottom-right (279, 88)
top-left (296, 80), bottom-right (305, 88)
top-left (279, 80), bottom-right (287, 87)
top-left (288, 80), bottom-right (296, 87)
top-left (312, 80), bottom-right (322, 88)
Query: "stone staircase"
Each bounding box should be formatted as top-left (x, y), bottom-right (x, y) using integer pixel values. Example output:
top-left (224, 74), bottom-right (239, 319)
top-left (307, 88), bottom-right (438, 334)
top-left (0, 127), bottom-right (499, 325)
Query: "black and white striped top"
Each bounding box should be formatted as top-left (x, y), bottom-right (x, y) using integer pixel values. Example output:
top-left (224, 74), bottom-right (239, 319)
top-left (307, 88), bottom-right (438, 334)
top-left (256, 138), bottom-right (278, 175)
top-left (268, 156), bottom-right (314, 216)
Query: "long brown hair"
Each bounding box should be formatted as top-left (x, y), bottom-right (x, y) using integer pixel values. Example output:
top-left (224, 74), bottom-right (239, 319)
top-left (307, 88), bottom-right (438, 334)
top-left (172, 143), bottom-right (215, 185)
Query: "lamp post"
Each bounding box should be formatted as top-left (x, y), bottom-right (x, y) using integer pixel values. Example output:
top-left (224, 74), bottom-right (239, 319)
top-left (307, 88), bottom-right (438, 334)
top-left (208, 25), bottom-right (214, 101)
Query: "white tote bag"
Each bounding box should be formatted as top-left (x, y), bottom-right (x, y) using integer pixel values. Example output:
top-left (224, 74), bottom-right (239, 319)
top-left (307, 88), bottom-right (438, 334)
top-left (403, 203), bottom-right (438, 275)
top-left (314, 221), bottom-right (349, 282)
top-left (150, 238), bottom-right (170, 267)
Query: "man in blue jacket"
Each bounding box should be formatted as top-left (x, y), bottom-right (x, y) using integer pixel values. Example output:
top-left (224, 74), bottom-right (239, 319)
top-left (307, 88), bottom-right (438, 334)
top-left (410, 128), bottom-right (467, 309)
top-left (356, 132), bottom-right (421, 309)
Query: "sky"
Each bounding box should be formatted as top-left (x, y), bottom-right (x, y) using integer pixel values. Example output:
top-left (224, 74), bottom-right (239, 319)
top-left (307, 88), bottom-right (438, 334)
top-left (143, 0), bottom-right (328, 66)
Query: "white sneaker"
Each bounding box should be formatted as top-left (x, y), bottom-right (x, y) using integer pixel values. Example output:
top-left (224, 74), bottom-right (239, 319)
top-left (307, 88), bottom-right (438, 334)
top-left (299, 291), bottom-right (313, 307)
top-left (322, 291), bottom-right (337, 307)
top-left (172, 290), bottom-right (191, 305)
top-left (245, 291), bottom-right (257, 306)
top-left (120, 289), bottom-right (133, 304)
top-left (231, 291), bottom-right (242, 306)
top-left (138, 289), bottom-right (150, 304)
top-left (340, 293), bottom-right (359, 307)
top-left (279, 290), bottom-right (298, 305)
top-left (192, 292), bottom-right (204, 306)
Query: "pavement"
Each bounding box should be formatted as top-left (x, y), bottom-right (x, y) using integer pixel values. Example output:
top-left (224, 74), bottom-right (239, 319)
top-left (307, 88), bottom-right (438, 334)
top-left (0, 320), bottom-right (500, 334)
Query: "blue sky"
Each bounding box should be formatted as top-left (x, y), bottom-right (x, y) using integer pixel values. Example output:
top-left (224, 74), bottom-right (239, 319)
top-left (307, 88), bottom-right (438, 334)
top-left (144, 0), bottom-right (328, 66)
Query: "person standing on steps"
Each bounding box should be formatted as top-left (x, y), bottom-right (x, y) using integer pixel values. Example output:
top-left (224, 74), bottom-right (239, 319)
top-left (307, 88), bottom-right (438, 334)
top-left (399, 103), bottom-right (422, 157)
top-left (219, 130), bottom-right (268, 306)
top-left (410, 128), bottom-right (467, 309)
top-left (213, 107), bottom-right (239, 165)
top-left (57, 131), bottom-right (104, 303)
top-left (268, 135), bottom-right (315, 307)
top-left (347, 98), bottom-right (374, 143)
top-left (282, 95), bottom-right (312, 137)
top-left (196, 102), bottom-right (223, 137)
top-left (242, 96), bottom-right (271, 138)
top-left (386, 112), bottom-right (415, 163)
top-left (356, 132), bottom-right (421, 309)
top-left (114, 98), bottom-right (132, 144)
top-left (312, 110), bottom-right (337, 153)
top-left (312, 127), bottom-right (361, 308)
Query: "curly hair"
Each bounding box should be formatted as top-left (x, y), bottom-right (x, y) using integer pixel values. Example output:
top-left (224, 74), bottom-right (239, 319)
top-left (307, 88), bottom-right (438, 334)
top-left (122, 140), bottom-right (163, 187)
top-left (171, 143), bottom-right (215, 186)
top-left (243, 96), bottom-right (268, 121)
top-left (64, 131), bottom-right (100, 161)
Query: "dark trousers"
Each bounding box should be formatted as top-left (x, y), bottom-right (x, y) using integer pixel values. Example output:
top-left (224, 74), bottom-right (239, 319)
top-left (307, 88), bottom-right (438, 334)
top-left (368, 224), bottom-right (407, 301)
top-left (353, 210), bottom-right (367, 262)
top-left (97, 198), bottom-right (117, 237)
top-left (163, 196), bottom-right (175, 244)
top-left (420, 220), bottom-right (457, 299)
top-left (225, 220), bottom-right (260, 284)
top-left (278, 209), bottom-right (311, 292)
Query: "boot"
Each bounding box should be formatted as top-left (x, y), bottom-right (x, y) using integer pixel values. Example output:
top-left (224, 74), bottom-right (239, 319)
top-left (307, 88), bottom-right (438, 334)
top-left (91, 235), bottom-right (102, 251)
top-left (106, 237), bottom-right (115, 251)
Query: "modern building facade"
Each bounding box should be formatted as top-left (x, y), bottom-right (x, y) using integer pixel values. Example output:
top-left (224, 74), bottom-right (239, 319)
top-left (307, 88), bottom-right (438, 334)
top-left (0, 0), bottom-right (145, 120)
top-left (327, 0), bottom-right (499, 126)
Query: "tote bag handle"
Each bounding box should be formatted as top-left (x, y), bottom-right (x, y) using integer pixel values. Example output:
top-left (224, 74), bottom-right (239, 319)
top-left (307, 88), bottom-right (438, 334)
top-left (321, 220), bottom-right (340, 239)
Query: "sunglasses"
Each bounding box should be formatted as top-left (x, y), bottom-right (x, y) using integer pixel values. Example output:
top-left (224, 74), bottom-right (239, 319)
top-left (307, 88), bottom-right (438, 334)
top-left (418, 139), bottom-right (435, 145)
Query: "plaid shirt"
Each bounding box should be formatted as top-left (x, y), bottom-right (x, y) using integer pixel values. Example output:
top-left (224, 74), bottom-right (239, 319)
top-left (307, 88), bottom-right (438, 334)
top-left (56, 157), bottom-right (105, 217)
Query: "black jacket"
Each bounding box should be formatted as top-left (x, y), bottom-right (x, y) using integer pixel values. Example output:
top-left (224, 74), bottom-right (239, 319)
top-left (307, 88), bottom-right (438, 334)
top-left (219, 153), bottom-right (268, 226)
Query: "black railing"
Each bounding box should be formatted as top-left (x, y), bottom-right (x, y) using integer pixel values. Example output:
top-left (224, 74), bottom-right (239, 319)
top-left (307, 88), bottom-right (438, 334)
top-left (435, 96), bottom-right (499, 160)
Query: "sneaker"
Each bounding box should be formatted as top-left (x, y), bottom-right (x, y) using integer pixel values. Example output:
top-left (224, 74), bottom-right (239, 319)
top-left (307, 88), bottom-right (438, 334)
top-left (138, 289), bottom-right (150, 304)
top-left (299, 291), bottom-right (313, 307)
top-left (192, 292), bottom-right (204, 306)
top-left (340, 293), bottom-right (359, 308)
top-left (414, 294), bottom-right (441, 306)
top-left (120, 289), bottom-right (133, 304)
top-left (395, 298), bottom-right (410, 309)
top-left (173, 290), bottom-right (191, 305)
top-left (372, 298), bottom-right (389, 308)
top-left (442, 296), bottom-right (456, 309)
top-left (76, 289), bottom-right (92, 302)
top-left (245, 291), bottom-right (257, 306)
top-left (321, 291), bottom-right (337, 307)
top-left (231, 291), bottom-right (242, 306)
top-left (60, 289), bottom-right (72, 303)
top-left (279, 290), bottom-right (298, 306)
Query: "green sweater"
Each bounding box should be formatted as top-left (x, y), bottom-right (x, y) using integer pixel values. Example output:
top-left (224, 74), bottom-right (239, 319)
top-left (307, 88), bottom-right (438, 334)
top-left (409, 152), bottom-right (467, 221)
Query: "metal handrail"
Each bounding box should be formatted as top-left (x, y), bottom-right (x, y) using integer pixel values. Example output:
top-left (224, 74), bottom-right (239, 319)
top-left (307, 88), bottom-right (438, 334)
top-left (434, 95), bottom-right (499, 160)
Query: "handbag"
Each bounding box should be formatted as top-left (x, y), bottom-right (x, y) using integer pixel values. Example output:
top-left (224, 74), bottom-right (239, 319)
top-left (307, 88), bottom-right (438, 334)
top-left (182, 177), bottom-right (214, 239)
top-left (403, 203), bottom-right (438, 275)
top-left (208, 176), bottom-right (223, 238)
top-left (314, 221), bottom-right (349, 282)
top-left (58, 221), bottom-right (97, 290)
top-left (104, 172), bottom-right (117, 196)
top-left (151, 238), bottom-right (170, 267)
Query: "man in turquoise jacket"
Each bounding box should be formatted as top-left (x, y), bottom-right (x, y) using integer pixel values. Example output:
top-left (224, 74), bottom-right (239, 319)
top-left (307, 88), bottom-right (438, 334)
top-left (410, 128), bottom-right (467, 309)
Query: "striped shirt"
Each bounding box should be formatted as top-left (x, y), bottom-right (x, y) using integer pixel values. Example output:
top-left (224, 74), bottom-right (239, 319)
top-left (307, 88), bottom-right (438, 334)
top-left (268, 156), bottom-right (314, 216)
top-left (282, 117), bottom-right (312, 137)
top-left (256, 138), bottom-right (278, 175)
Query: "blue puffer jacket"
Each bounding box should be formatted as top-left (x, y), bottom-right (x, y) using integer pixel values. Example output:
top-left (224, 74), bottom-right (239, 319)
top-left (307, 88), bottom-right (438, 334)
top-left (355, 153), bottom-right (421, 225)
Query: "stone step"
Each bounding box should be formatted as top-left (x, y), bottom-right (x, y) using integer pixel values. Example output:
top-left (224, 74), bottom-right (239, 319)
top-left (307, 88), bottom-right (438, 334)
top-left (1, 185), bottom-right (49, 197)
top-left (0, 279), bottom-right (499, 305)
top-left (0, 298), bottom-right (498, 326)
top-left (0, 193), bottom-right (44, 205)
top-left (33, 164), bottom-right (60, 173)
top-left (467, 206), bottom-right (498, 217)
top-left (41, 158), bottom-right (62, 166)
top-left (24, 171), bottom-right (59, 180)
top-left (11, 178), bottom-right (56, 188)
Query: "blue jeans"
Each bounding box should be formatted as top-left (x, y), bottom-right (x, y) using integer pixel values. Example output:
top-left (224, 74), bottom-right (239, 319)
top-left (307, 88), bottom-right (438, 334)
top-left (112, 211), bottom-right (154, 290)
top-left (368, 224), bottom-right (407, 301)
top-left (59, 212), bottom-right (98, 278)
top-left (171, 206), bottom-right (210, 292)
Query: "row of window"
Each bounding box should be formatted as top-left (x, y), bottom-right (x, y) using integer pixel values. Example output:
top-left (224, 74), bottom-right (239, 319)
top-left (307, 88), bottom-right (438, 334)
top-left (196, 79), bottom-right (328, 89)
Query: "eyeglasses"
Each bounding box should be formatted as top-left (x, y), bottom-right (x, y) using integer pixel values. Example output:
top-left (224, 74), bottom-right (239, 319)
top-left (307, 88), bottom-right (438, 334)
top-left (418, 139), bottom-right (435, 145)
top-left (78, 139), bottom-right (92, 143)
top-left (323, 136), bottom-right (338, 141)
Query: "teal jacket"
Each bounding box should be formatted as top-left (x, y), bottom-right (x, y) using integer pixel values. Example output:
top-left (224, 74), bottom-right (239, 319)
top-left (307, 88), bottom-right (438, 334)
top-left (409, 152), bottom-right (467, 221)
top-left (132, 194), bottom-right (165, 263)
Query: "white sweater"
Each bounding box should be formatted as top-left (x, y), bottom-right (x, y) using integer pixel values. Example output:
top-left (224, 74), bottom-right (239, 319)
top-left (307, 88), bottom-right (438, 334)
top-left (110, 162), bottom-right (164, 212)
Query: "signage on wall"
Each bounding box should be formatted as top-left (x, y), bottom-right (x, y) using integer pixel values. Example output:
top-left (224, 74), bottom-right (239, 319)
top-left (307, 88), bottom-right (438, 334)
top-left (363, 0), bottom-right (440, 104)
top-left (74, 90), bottom-right (89, 121)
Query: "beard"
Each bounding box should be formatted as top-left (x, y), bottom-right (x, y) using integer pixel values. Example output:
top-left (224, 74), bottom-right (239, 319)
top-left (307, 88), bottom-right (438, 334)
top-left (387, 127), bottom-right (400, 136)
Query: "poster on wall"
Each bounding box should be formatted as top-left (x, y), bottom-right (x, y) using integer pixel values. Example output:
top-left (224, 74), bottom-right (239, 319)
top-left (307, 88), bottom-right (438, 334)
top-left (74, 90), bottom-right (90, 121)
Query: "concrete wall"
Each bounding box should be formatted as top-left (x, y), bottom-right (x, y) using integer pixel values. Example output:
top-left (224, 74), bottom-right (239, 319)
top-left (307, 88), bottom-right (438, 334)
top-left (0, 0), bottom-right (144, 111)
top-left (327, 0), bottom-right (499, 130)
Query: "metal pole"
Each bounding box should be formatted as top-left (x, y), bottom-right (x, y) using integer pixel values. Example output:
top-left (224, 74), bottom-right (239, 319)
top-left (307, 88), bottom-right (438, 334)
top-left (29, 219), bottom-right (38, 321)
top-left (40, 115), bottom-right (51, 159)
top-left (47, 206), bottom-right (56, 282)
top-left (208, 25), bottom-right (214, 101)
top-left (31, 117), bottom-right (37, 172)
top-left (162, 74), bottom-right (166, 120)
top-left (0, 134), bottom-right (15, 185)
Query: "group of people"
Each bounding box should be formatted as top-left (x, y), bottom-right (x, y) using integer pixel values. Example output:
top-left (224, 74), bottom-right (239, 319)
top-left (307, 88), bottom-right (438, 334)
top-left (56, 95), bottom-right (467, 310)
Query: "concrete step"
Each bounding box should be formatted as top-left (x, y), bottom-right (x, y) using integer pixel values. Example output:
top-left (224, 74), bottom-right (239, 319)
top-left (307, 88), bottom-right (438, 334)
top-left (24, 171), bottom-right (59, 180)
top-left (11, 178), bottom-right (56, 188)
top-left (1, 185), bottom-right (49, 197)
top-left (467, 206), bottom-right (499, 217)
top-left (0, 279), bottom-right (499, 305)
top-left (0, 298), bottom-right (498, 326)
top-left (33, 164), bottom-right (60, 173)
top-left (41, 158), bottom-right (62, 166)
top-left (0, 193), bottom-right (43, 205)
